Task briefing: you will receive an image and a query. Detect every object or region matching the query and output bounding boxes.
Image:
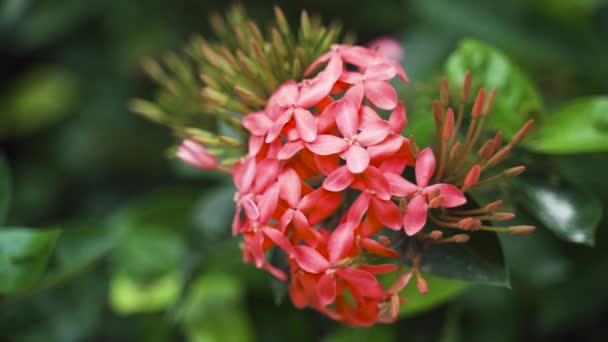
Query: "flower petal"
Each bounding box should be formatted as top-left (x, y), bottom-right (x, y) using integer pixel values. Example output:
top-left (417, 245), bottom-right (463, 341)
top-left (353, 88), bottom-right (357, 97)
top-left (323, 165), bottom-right (355, 192)
top-left (336, 268), bottom-right (383, 299)
top-left (362, 166), bottom-right (391, 200)
top-left (346, 192), bottom-right (371, 228)
top-left (371, 197), bottom-right (402, 230)
top-left (388, 102), bottom-right (406, 133)
top-left (360, 237), bottom-right (397, 258)
top-left (344, 83), bottom-right (365, 108)
top-left (345, 145), bottom-right (370, 174)
top-left (241, 197), bottom-right (260, 220)
top-left (403, 195), bottom-right (428, 236)
top-left (279, 168), bottom-right (301, 207)
top-left (364, 62), bottom-right (397, 81)
top-left (262, 227), bottom-right (294, 256)
top-left (383, 173), bottom-right (418, 196)
top-left (426, 183), bottom-right (467, 208)
top-left (367, 134), bottom-right (403, 161)
top-left (253, 158), bottom-right (279, 194)
top-left (317, 273), bottom-right (337, 306)
top-left (365, 81), bottom-right (397, 110)
top-left (278, 140), bottom-right (305, 160)
top-left (294, 108), bottom-right (317, 142)
top-left (415, 147), bottom-right (436, 188)
top-left (328, 224), bottom-right (355, 263)
top-left (306, 135), bottom-right (349, 155)
top-left (357, 120), bottom-right (391, 146)
top-left (243, 112), bottom-right (273, 135)
top-left (335, 97), bottom-right (359, 138)
top-left (257, 183), bottom-right (279, 222)
top-left (294, 245), bottom-right (330, 274)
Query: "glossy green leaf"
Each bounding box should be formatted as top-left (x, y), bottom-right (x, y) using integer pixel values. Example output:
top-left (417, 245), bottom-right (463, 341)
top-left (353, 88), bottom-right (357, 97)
top-left (511, 177), bottom-right (602, 245)
top-left (420, 230), bottom-right (509, 286)
top-left (400, 273), bottom-right (469, 317)
top-left (444, 39), bottom-right (543, 138)
top-left (178, 273), bottom-right (253, 342)
top-left (0, 228), bottom-right (60, 293)
top-left (37, 224), bottom-right (122, 289)
top-left (0, 155), bottom-right (10, 225)
top-left (527, 97), bottom-right (608, 153)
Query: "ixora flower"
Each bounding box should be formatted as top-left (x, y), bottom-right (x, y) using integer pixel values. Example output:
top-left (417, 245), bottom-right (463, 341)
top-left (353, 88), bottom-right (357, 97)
top-left (141, 6), bottom-right (536, 327)
top-left (173, 42), bottom-right (536, 326)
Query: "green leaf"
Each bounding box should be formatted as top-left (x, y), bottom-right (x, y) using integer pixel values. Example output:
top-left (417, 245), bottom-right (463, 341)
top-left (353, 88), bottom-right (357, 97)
top-left (37, 223), bottom-right (122, 289)
top-left (511, 177), bottom-right (602, 245)
top-left (444, 39), bottom-right (543, 138)
top-left (0, 155), bottom-right (11, 225)
top-left (0, 271), bottom-right (106, 342)
top-left (0, 66), bottom-right (78, 137)
top-left (527, 97), bottom-right (608, 153)
top-left (0, 228), bottom-right (60, 293)
top-left (108, 188), bottom-right (199, 314)
top-left (400, 273), bottom-right (469, 317)
top-left (420, 230), bottom-right (509, 286)
top-left (178, 273), bottom-right (253, 342)
top-left (192, 183), bottom-right (236, 241)
top-left (321, 325), bottom-right (394, 342)
top-left (110, 270), bottom-right (182, 315)
top-left (109, 187), bottom-right (201, 231)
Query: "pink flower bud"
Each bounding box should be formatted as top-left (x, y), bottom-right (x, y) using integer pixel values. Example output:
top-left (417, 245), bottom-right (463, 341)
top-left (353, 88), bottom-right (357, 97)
top-left (367, 36), bottom-right (404, 61)
top-left (176, 139), bottom-right (218, 170)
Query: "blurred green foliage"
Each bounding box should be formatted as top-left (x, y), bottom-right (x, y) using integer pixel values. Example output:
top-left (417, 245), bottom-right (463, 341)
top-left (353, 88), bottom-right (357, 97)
top-left (1, 0), bottom-right (608, 341)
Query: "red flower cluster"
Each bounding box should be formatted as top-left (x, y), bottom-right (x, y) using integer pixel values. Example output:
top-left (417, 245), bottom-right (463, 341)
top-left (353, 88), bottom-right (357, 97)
top-left (179, 44), bottom-right (471, 325)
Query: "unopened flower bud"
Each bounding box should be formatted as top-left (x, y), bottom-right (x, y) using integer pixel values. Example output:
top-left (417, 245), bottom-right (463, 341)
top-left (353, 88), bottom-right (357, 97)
top-left (471, 88), bottom-right (486, 118)
top-left (491, 212), bottom-right (516, 221)
top-left (378, 235), bottom-right (392, 246)
top-left (504, 166), bottom-right (526, 177)
top-left (416, 276), bottom-right (429, 294)
top-left (508, 225), bottom-right (536, 234)
top-left (433, 100), bottom-right (442, 127)
top-left (482, 87), bottom-right (496, 115)
top-left (484, 200), bottom-right (503, 212)
top-left (442, 108), bottom-right (454, 141)
top-left (511, 119), bottom-right (535, 145)
top-left (429, 230), bottom-right (443, 240)
top-left (177, 139), bottom-right (219, 170)
top-left (458, 217), bottom-right (481, 230)
top-left (461, 71), bottom-right (472, 102)
top-left (463, 164), bottom-right (481, 190)
top-left (453, 234), bottom-right (470, 243)
top-left (428, 196), bottom-right (444, 208)
top-left (477, 139), bottom-right (495, 159)
top-left (367, 36), bottom-right (404, 61)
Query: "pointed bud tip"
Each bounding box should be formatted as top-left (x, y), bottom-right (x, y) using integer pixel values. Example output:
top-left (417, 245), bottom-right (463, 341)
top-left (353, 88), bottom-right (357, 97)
top-left (453, 234), bottom-right (470, 243)
top-left (430, 230), bottom-right (443, 240)
top-left (509, 226), bottom-right (536, 234)
top-left (471, 88), bottom-right (486, 118)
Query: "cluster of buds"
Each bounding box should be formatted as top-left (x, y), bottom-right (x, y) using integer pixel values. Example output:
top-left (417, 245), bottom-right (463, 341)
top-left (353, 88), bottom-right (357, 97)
top-left (176, 40), bottom-right (535, 326)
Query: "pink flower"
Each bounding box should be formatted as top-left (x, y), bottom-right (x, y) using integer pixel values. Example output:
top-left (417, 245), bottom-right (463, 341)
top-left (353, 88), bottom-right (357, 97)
top-left (176, 139), bottom-right (218, 170)
top-left (341, 61), bottom-right (399, 110)
top-left (306, 98), bottom-right (390, 173)
top-left (386, 148), bottom-right (467, 235)
top-left (367, 36), bottom-right (404, 62)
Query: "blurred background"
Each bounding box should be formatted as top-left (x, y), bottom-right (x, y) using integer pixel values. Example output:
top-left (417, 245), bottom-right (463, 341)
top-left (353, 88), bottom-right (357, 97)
top-left (1, 0), bottom-right (608, 341)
